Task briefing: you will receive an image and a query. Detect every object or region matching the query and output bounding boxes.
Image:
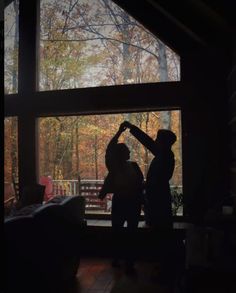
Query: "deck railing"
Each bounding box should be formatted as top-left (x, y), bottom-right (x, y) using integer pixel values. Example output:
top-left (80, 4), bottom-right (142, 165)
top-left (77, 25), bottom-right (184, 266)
top-left (51, 179), bottom-right (183, 214)
top-left (52, 179), bottom-right (112, 212)
top-left (52, 179), bottom-right (79, 195)
top-left (4, 178), bottom-right (183, 214)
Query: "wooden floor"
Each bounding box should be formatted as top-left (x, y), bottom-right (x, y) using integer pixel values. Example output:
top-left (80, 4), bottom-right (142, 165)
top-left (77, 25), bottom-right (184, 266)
top-left (64, 257), bottom-right (178, 293)
top-left (60, 256), bottom-right (236, 293)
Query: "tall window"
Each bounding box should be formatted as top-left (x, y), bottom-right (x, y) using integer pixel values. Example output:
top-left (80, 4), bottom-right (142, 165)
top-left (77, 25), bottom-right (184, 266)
top-left (38, 110), bottom-right (183, 215)
top-left (4, 117), bottom-right (19, 201)
top-left (39, 0), bottom-right (180, 91)
top-left (4, 0), bottom-right (19, 94)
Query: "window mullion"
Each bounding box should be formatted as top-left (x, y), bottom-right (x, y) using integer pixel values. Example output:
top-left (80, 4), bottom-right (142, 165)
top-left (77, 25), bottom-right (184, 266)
top-left (18, 0), bottom-right (38, 94)
top-left (18, 0), bottom-right (39, 194)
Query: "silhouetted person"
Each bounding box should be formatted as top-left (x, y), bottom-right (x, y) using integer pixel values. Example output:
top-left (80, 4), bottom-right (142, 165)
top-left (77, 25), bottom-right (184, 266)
top-left (122, 121), bottom-right (176, 230)
top-left (122, 121), bottom-right (178, 284)
top-left (98, 124), bottom-right (144, 272)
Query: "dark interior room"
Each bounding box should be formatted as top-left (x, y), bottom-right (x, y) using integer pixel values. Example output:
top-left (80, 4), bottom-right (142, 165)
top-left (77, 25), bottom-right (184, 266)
top-left (4, 0), bottom-right (236, 292)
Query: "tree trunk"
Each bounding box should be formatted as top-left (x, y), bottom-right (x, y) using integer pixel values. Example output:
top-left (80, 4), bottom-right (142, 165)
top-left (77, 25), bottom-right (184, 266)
top-left (157, 40), bottom-right (171, 130)
top-left (94, 134), bottom-right (98, 180)
top-left (157, 39), bottom-right (168, 82)
top-left (160, 111), bottom-right (171, 129)
top-left (11, 118), bottom-right (18, 182)
top-left (123, 112), bottom-right (132, 158)
top-left (121, 12), bottom-right (132, 83)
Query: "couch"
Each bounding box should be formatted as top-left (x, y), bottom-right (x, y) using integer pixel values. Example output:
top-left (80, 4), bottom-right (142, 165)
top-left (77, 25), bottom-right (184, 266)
top-left (4, 195), bottom-right (86, 293)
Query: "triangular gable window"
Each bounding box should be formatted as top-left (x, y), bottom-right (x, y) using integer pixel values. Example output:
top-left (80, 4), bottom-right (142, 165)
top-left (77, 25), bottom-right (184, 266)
top-left (39, 0), bottom-right (180, 91)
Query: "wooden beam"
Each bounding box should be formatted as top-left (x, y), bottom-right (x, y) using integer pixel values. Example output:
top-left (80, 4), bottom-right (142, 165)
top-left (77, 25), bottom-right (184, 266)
top-left (18, 0), bottom-right (39, 94)
top-left (146, 0), bottom-right (206, 46)
top-left (5, 82), bottom-right (185, 116)
top-left (113, 0), bottom-right (204, 54)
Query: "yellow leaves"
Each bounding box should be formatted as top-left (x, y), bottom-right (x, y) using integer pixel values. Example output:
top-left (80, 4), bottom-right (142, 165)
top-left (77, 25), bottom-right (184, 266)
top-left (37, 111), bottom-right (182, 184)
top-left (79, 123), bottom-right (105, 136)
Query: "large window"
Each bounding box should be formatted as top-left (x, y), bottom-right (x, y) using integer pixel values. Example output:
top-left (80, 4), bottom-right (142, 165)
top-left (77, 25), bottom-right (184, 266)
top-left (38, 110), bottom-right (183, 215)
top-left (39, 0), bottom-right (180, 91)
top-left (4, 0), bottom-right (19, 94)
top-left (4, 0), bottom-right (183, 221)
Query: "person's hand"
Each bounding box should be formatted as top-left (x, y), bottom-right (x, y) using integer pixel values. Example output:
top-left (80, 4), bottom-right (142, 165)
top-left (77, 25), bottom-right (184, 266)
top-left (122, 121), bottom-right (132, 129)
top-left (119, 123), bottom-right (127, 132)
top-left (98, 193), bottom-right (105, 200)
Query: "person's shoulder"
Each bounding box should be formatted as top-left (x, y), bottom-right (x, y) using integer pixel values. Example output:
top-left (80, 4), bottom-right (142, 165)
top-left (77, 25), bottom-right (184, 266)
top-left (129, 161), bottom-right (142, 170)
top-left (129, 160), bottom-right (137, 166)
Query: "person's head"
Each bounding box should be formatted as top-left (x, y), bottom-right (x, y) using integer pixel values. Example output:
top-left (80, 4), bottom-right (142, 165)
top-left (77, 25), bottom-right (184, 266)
top-left (155, 129), bottom-right (177, 149)
top-left (114, 143), bottom-right (130, 161)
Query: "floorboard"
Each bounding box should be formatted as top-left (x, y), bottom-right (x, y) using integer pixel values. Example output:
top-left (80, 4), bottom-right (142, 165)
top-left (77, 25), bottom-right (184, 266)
top-left (64, 256), bottom-right (179, 293)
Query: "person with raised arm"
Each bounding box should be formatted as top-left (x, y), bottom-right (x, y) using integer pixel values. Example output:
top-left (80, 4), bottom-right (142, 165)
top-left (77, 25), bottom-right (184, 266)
top-left (98, 124), bottom-right (144, 273)
top-left (121, 121), bottom-right (176, 230)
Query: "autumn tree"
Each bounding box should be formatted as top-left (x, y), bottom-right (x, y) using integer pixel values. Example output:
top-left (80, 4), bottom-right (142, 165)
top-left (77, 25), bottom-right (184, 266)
top-left (4, 117), bottom-right (18, 183)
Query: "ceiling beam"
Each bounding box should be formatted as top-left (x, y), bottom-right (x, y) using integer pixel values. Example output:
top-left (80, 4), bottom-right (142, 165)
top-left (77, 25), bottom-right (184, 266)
top-left (146, 0), bottom-right (206, 46)
top-left (146, 0), bottom-right (233, 46)
top-left (189, 0), bottom-right (232, 30)
top-left (113, 0), bottom-right (205, 55)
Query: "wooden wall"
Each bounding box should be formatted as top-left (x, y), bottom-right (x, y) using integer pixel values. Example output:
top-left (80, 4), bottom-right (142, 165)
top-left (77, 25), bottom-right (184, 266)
top-left (181, 47), bottom-right (230, 221)
top-left (228, 38), bottom-right (236, 210)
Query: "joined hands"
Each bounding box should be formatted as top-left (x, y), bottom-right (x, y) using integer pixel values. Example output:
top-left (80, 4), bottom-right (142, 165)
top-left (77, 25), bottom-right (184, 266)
top-left (119, 121), bottom-right (132, 132)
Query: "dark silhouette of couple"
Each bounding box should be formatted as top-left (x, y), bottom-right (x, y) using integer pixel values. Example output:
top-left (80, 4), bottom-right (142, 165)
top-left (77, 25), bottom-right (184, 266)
top-left (98, 121), bottom-right (176, 274)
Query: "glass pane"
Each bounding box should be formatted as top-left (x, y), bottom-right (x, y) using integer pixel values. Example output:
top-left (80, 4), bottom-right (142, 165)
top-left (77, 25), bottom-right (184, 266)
top-left (39, 0), bottom-right (180, 91)
top-left (38, 111), bottom-right (183, 216)
top-left (4, 0), bottom-right (19, 94)
top-left (4, 117), bottom-right (18, 211)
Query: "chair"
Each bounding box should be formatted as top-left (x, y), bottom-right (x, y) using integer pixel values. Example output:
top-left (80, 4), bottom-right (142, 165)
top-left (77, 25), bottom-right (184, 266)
top-left (5, 215), bottom-right (35, 292)
top-left (5, 203), bottom-right (82, 292)
top-left (4, 182), bottom-right (17, 217)
top-left (47, 195), bottom-right (86, 225)
top-left (32, 204), bottom-right (81, 284)
top-left (21, 184), bottom-right (45, 207)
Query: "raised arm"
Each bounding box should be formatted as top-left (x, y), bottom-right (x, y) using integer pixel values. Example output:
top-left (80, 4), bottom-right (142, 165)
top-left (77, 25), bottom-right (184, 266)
top-left (122, 121), bottom-right (158, 156)
top-left (105, 124), bottom-right (126, 171)
top-left (107, 124), bottom-right (125, 152)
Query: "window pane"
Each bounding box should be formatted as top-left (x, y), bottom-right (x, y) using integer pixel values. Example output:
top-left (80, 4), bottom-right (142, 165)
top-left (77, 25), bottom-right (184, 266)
top-left (4, 117), bottom-right (18, 205)
top-left (38, 111), bottom-right (183, 216)
top-left (39, 0), bottom-right (180, 91)
top-left (4, 0), bottom-right (19, 94)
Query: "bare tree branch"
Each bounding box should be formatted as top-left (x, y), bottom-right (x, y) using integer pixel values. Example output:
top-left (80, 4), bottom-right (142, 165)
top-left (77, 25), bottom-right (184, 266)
top-left (62, 0), bottom-right (80, 34)
top-left (41, 37), bottom-right (159, 60)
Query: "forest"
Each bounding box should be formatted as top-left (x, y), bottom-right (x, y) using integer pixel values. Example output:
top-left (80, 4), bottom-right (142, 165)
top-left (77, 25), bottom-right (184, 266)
top-left (5, 0), bottom-right (180, 93)
top-left (4, 111), bottom-right (182, 188)
top-left (38, 111), bottom-right (182, 184)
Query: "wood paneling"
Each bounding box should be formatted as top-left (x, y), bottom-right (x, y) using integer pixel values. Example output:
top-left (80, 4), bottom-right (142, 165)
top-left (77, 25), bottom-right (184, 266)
top-left (228, 40), bottom-right (236, 205)
top-left (229, 92), bottom-right (236, 120)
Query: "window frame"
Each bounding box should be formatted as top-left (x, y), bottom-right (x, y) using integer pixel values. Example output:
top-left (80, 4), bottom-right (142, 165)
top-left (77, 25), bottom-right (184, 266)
top-left (4, 0), bottom-right (187, 221)
top-left (37, 108), bottom-right (183, 218)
